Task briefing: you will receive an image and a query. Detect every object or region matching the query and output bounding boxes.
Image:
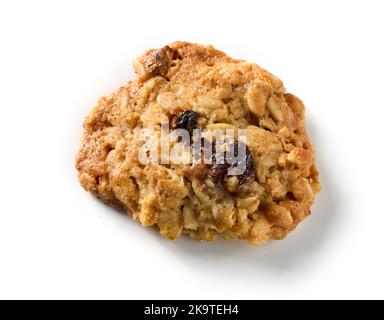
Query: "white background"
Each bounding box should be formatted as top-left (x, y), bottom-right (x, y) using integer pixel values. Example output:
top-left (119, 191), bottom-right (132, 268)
top-left (0, 0), bottom-right (383, 300)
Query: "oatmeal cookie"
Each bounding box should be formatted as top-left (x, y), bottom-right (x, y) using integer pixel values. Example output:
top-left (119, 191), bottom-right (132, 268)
top-left (76, 42), bottom-right (320, 244)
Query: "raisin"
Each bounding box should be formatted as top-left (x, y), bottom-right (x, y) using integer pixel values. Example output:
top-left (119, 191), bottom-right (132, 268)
top-left (208, 141), bottom-right (255, 186)
top-left (136, 46), bottom-right (181, 82)
top-left (172, 110), bottom-right (200, 137)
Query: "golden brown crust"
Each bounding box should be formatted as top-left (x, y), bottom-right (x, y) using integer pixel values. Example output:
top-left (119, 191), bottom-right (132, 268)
top-left (76, 41), bottom-right (320, 244)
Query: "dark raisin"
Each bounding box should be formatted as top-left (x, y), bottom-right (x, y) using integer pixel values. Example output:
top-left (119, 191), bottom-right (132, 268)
top-left (140, 46), bottom-right (181, 82)
top-left (172, 110), bottom-right (200, 137)
top-left (208, 141), bottom-right (256, 187)
top-left (208, 143), bottom-right (228, 182)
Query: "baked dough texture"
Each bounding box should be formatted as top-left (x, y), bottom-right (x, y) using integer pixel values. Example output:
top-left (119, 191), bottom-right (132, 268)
top-left (76, 42), bottom-right (320, 244)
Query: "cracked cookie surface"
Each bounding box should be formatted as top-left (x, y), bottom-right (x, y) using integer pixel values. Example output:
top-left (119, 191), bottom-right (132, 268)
top-left (76, 41), bottom-right (320, 244)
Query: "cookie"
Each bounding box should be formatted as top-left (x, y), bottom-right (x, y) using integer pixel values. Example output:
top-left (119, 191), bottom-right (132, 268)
top-left (76, 41), bottom-right (320, 244)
